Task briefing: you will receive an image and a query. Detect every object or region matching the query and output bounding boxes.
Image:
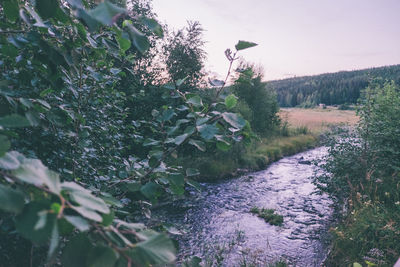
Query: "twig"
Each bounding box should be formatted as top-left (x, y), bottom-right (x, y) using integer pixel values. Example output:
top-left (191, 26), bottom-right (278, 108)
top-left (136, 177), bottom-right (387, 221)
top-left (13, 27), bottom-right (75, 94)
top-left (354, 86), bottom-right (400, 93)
top-left (216, 51), bottom-right (237, 99)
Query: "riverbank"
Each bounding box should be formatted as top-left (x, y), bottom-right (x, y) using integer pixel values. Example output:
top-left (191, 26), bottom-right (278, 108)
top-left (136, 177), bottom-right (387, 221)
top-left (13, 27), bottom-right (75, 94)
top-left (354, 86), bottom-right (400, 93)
top-left (192, 106), bottom-right (358, 181)
top-left (194, 133), bottom-right (318, 181)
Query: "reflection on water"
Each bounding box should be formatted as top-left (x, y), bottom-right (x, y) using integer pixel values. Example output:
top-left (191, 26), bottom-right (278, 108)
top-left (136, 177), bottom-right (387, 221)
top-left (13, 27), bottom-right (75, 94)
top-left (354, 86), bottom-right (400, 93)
top-left (157, 147), bottom-right (332, 266)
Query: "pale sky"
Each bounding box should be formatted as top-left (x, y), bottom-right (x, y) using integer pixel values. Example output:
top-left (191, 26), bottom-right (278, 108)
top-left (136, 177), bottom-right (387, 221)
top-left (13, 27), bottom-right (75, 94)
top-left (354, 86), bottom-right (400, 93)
top-left (152, 0), bottom-right (400, 81)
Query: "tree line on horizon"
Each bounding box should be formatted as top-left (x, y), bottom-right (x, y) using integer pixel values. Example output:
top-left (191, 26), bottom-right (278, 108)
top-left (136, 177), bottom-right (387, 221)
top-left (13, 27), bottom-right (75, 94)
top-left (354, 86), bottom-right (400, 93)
top-left (268, 64), bottom-right (400, 107)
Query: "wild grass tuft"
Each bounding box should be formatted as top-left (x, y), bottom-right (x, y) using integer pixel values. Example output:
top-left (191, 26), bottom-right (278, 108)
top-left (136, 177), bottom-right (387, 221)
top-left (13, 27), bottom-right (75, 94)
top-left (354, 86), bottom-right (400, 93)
top-left (250, 207), bottom-right (284, 226)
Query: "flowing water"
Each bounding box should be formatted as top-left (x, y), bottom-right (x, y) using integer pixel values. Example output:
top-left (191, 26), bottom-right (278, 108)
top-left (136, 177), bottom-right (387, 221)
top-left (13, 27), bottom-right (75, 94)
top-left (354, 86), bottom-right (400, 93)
top-left (158, 147), bottom-right (333, 266)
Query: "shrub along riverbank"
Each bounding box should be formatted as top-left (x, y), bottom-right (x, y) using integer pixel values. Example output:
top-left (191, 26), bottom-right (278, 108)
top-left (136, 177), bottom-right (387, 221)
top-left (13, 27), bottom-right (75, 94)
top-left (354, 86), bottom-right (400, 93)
top-left (315, 81), bottom-right (400, 266)
top-left (191, 133), bottom-right (317, 181)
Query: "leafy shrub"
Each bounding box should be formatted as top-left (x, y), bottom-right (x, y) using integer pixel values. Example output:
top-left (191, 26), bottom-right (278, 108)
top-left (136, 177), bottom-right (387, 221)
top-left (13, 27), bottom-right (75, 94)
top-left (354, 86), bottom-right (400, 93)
top-left (233, 64), bottom-right (281, 136)
top-left (326, 203), bottom-right (400, 266)
top-left (315, 81), bottom-right (400, 265)
top-left (0, 0), bottom-right (257, 265)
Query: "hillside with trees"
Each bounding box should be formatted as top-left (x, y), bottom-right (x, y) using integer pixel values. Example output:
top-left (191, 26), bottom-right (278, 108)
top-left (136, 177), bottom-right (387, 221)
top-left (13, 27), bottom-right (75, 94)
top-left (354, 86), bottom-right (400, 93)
top-left (269, 64), bottom-right (400, 107)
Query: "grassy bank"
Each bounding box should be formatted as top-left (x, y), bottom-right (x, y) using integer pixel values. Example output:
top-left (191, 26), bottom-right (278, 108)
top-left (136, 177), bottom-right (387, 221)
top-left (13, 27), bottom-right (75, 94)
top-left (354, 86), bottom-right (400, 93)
top-left (190, 107), bottom-right (358, 181)
top-left (191, 107), bottom-right (358, 181)
top-left (194, 134), bottom-right (317, 181)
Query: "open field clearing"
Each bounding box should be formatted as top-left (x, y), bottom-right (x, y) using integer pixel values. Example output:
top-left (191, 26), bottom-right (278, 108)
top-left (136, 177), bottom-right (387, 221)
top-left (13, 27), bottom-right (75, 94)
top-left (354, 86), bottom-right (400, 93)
top-left (280, 107), bottom-right (359, 133)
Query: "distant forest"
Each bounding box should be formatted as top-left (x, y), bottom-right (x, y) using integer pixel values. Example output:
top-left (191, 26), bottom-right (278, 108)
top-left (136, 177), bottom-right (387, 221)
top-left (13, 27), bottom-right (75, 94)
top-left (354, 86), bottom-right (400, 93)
top-left (268, 64), bottom-right (400, 107)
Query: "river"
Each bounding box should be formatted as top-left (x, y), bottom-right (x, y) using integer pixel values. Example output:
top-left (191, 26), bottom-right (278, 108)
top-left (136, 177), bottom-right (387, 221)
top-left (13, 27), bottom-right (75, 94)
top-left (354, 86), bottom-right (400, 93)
top-left (157, 147), bottom-right (333, 266)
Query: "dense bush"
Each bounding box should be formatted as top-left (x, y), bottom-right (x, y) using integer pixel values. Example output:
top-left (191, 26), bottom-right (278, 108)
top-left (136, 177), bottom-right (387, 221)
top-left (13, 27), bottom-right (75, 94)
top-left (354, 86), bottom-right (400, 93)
top-left (0, 0), bottom-right (256, 265)
top-left (233, 65), bottom-right (280, 136)
top-left (315, 81), bottom-right (400, 265)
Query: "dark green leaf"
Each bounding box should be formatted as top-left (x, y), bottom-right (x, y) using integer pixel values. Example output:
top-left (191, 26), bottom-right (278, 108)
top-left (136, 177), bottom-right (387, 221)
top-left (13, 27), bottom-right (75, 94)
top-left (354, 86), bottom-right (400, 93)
top-left (116, 33), bottom-right (131, 53)
top-left (125, 23), bottom-right (150, 54)
top-left (2, 44), bottom-right (18, 59)
top-left (58, 218), bottom-right (74, 236)
top-left (25, 110), bottom-right (41, 126)
top-left (0, 184), bottom-right (25, 213)
top-left (225, 94), bottom-right (238, 109)
top-left (176, 77), bottom-right (187, 87)
top-left (169, 183), bottom-right (184, 195)
top-left (162, 109), bottom-right (176, 121)
top-left (0, 135), bottom-right (11, 157)
top-left (101, 210), bottom-right (114, 226)
top-left (64, 215), bottom-right (90, 232)
top-left (186, 168), bottom-right (200, 177)
top-left (143, 138), bottom-right (160, 146)
top-left (174, 133), bottom-right (189, 145)
top-left (88, 0), bottom-right (126, 26)
top-left (187, 95), bottom-right (203, 107)
top-left (217, 141), bottom-right (231, 151)
top-left (168, 173), bottom-right (184, 187)
top-left (196, 117), bottom-right (209, 126)
top-left (140, 182), bottom-right (162, 200)
top-left (47, 222), bottom-right (59, 260)
top-left (188, 139), bottom-right (206, 152)
top-left (125, 181), bottom-right (142, 192)
top-left (221, 112), bottom-right (246, 129)
top-left (128, 234), bottom-right (176, 265)
top-left (62, 182), bottom-right (109, 214)
top-left (36, 99), bottom-right (51, 109)
top-left (235, 40), bottom-right (258, 51)
top-left (87, 245), bottom-right (118, 267)
top-left (62, 234), bottom-right (93, 267)
top-left (40, 88), bottom-right (54, 97)
top-left (140, 17), bottom-right (163, 37)
top-left (76, 8), bottom-right (100, 32)
top-left (13, 159), bottom-right (61, 194)
top-left (0, 114), bottom-right (30, 128)
top-left (35, 0), bottom-right (59, 19)
top-left (148, 156), bottom-right (159, 168)
top-left (15, 203), bottom-right (56, 244)
top-left (24, 6), bottom-right (47, 27)
top-left (186, 179), bottom-right (202, 192)
top-left (19, 98), bottom-right (33, 108)
top-left (3, 0), bottom-right (19, 22)
top-left (197, 124), bottom-right (218, 140)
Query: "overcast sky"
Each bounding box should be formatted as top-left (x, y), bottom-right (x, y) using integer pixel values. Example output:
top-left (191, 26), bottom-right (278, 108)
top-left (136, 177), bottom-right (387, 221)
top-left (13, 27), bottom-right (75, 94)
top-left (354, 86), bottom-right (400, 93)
top-left (152, 0), bottom-right (400, 81)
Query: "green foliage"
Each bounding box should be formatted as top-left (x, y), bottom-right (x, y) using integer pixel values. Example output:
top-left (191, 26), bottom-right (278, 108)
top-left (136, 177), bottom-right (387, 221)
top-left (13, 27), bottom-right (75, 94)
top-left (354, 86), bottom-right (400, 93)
top-left (315, 81), bottom-right (400, 265)
top-left (326, 203), bottom-right (400, 266)
top-left (316, 82), bottom-right (400, 206)
top-left (270, 65), bottom-right (400, 107)
top-left (163, 21), bottom-right (206, 90)
top-left (250, 207), bottom-right (284, 226)
top-left (193, 134), bottom-right (316, 181)
top-left (235, 40), bottom-right (258, 51)
top-left (0, 0), bottom-right (257, 264)
top-left (225, 94), bottom-right (238, 109)
top-left (233, 63), bottom-right (280, 136)
top-left (0, 184), bottom-right (25, 213)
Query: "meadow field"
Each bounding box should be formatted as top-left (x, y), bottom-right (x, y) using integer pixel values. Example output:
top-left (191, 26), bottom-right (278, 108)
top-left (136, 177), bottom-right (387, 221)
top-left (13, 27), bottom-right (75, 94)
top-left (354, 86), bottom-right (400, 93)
top-left (280, 107), bottom-right (359, 133)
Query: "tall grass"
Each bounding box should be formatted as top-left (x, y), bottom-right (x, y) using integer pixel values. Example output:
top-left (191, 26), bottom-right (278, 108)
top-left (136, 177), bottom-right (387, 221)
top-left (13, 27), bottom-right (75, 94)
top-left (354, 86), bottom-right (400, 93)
top-left (195, 134), bottom-right (317, 181)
